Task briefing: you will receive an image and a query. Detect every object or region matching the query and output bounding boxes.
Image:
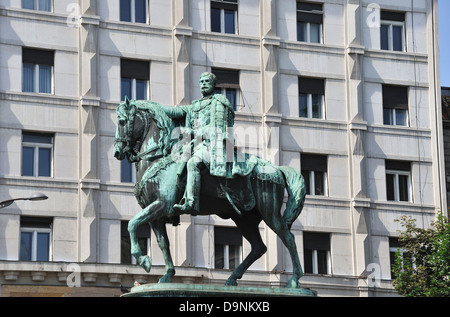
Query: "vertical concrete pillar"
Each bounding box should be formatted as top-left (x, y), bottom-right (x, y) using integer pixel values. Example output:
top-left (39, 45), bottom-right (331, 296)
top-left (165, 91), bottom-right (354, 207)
top-left (345, 0), bottom-right (371, 278)
top-left (78, 0), bottom-right (100, 263)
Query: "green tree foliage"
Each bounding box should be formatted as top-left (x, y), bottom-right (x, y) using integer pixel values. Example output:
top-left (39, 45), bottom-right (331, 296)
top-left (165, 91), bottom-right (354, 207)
top-left (392, 211), bottom-right (450, 297)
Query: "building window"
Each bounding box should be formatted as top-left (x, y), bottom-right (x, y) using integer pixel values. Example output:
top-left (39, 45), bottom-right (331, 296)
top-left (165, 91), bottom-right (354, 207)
top-left (22, 0), bottom-right (52, 11)
top-left (299, 77), bottom-right (325, 119)
top-left (383, 85), bottom-right (409, 126)
top-left (20, 217), bottom-right (52, 262)
top-left (213, 68), bottom-right (240, 111)
top-left (120, 0), bottom-right (149, 24)
top-left (121, 59), bottom-right (150, 101)
top-left (121, 221), bottom-right (150, 265)
top-left (301, 154), bottom-right (327, 196)
top-left (297, 2), bottom-right (323, 43)
top-left (121, 159), bottom-right (136, 183)
top-left (389, 237), bottom-right (413, 279)
top-left (214, 227), bottom-right (242, 270)
top-left (303, 232), bottom-right (331, 275)
top-left (22, 48), bottom-right (54, 94)
top-left (22, 132), bottom-right (54, 177)
top-left (386, 160), bottom-right (411, 202)
top-left (211, 0), bottom-right (238, 34)
top-left (380, 11), bottom-right (405, 52)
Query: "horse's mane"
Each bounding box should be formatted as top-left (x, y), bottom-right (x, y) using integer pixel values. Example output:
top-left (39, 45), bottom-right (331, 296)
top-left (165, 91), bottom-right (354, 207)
top-left (119, 100), bottom-right (177, 157)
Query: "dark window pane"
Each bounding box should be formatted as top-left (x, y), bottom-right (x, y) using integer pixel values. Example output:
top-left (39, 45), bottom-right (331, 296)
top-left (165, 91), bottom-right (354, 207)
top-left (226, 89), bottom-right (237, 111)
top-left (297, 22), bottom-right (307, 42)
top-left (135, 0), bottom-right (146, 23)
top-left (311, 94), bottom-right (322, 119)
top-left (121, 78), bottom-right (132, 101)
top-left (36, 232), bottom-right (50, 261)
top-left (310, 23), bottom-right (321, 43)
top-left (392, 25), bottom-right (403, 51)
top-left (38, 0), bottom-right (51, 11)
top-left (317, 250), bottom-right (328, 274)
top-left (22, 146), bottom-right (35, 176)
top-left (20, 232), bottom-right (33, 261)
top-left (135, 79), bottom-right (147, 100)
top-left (396, 109), bottom-right (407, 126)
top-left (38, 148), bottom-right (51, 177)
top-left (299, 94), bottom-right (308, 117)
top-left (314, 171), bottom-right (325, 195)
top-left (304, 249), bottom-right (313, 274)
top-left (229, 245), bottom-right (240, 270)
top-left (39, 65), bottom-right (52, 94)
top-left (138, 237), bottom-right (148, 257)
top-left (215, 244), bottom-right (225, 269)
top-left (22, 0), bottom-right (34, 10)
top-left (224, 9), bottom-right (235, 34)
top-left (211, 8), bottom-right (221, 32)
top-left (121, 158), bottom-right (133, 183)
top-left (386, 173), bottom-right (395, 201)
top-left (23, 63), bottom-right (35, 92)
top-left (398, 175), bottom-right (409, 201)
top-left (384, 108), bottom-right (393, 125)
top-left (121, 236), bottom-right (132, 264)
top-left (120, 0), bottom-right (131, 22)
top-left (380, 24), bottom-right (389, 50)
top-left (302, 170), bottom-right (311, 195)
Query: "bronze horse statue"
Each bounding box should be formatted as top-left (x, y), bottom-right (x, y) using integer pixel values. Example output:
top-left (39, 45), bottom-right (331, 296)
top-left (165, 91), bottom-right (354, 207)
top-left (113, 98), bottom-right (306, 288)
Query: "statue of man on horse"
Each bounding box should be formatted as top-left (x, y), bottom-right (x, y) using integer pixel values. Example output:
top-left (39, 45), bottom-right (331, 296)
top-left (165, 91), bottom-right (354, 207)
top-left (113, 72), bottom-right (307, 288)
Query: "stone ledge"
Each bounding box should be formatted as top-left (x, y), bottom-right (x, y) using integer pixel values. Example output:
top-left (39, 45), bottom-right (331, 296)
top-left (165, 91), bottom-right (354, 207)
top-left (122, 283), bottom-right (317, 297)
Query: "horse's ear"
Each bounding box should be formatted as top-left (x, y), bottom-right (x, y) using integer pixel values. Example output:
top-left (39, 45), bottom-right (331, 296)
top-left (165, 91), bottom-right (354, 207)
top-left (125, 96), bottom-right (130, 109)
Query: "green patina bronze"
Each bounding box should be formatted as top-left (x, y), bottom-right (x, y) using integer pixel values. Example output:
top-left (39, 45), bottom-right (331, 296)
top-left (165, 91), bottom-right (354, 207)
top-left (114, 72), bottom-right (307, 289)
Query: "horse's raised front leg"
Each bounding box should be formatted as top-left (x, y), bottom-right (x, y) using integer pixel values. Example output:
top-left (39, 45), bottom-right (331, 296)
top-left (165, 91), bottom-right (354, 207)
top-left (128, 200), bottom-right (165, 273)
top-left (151, 220), bottom-right (175, 283)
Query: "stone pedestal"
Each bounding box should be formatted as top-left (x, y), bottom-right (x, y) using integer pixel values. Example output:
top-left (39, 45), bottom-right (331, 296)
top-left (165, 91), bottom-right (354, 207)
top-left (121, 283), bottom-right (317, 297)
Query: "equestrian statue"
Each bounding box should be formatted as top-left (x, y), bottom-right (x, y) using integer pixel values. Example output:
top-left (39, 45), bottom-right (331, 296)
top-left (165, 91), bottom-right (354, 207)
top-left (113, 72), bottom-right (306, 288)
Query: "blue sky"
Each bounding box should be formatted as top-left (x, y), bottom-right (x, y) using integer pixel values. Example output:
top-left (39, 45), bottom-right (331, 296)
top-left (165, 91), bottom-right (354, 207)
top-left (440, 1), bottom-right (450, 87)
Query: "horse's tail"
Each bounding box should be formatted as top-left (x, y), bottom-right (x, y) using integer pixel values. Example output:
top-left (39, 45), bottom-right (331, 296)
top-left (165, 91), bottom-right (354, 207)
top-left (279, 166), bottom-right (306, 230)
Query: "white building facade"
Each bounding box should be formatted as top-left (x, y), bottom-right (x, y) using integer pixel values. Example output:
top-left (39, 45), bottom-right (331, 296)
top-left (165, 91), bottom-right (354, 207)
top-left (0, 0), bottom-right (444, 297)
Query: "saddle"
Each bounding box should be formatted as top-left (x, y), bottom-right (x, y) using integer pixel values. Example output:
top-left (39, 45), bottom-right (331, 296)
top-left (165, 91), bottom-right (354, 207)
top-left (176, 163), bottom-right (256, 216)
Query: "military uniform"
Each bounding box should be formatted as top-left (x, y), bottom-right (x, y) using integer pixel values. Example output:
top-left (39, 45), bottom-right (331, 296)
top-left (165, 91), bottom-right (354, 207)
top-left (161, 93), bottom-right (235, 213)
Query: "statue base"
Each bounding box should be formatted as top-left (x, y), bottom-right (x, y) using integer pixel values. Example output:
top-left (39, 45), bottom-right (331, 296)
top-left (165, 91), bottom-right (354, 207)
top-left (121, 283), bottom-right (317, 297)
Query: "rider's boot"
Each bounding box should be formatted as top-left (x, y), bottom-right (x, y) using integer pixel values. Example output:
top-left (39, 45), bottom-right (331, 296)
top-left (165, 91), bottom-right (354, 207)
top-left (173, 159), bottom-right (201, 215)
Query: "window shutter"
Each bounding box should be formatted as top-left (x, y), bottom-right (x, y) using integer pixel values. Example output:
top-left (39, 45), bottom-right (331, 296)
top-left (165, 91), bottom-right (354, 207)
top-left (23, 48), bottom-right (54, 66)
top-left (213, 68), bottom-right (240, 89)
top-left (381, 11), bottom-right (405, 22)
top-left (299, 77), bottom-right (325, 95)
top-left (121, 59), bottom-right (150, 80)
top-left (386, 160), bottom-right (410, 171)
top-left (301, 154), bottom-right (327, 172)
top-left (303, 232), bottom-right (330, 251)
top-left (383, 85), bottom-right (408, 110)
top-left (297, 2), bottom-right (323, 24)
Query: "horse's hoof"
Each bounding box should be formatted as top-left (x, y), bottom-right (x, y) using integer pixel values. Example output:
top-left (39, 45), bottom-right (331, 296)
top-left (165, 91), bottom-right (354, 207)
top-left (158, 275), bottom-right (173, 284)
top-left (286, 278), bottom-right (300, 289)
top-left (225, 278), bottom-right (238, 286)
top-left (139, 255), bottom-right (152, 273)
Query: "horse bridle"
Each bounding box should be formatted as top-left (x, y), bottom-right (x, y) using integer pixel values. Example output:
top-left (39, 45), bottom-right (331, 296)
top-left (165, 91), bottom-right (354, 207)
top-left (115, 103), bottom-right (162, 163)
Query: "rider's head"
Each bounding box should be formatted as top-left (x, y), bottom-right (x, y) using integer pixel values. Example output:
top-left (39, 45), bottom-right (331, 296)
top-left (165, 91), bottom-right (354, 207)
top-left (199, 72), bottom-right (216, 97)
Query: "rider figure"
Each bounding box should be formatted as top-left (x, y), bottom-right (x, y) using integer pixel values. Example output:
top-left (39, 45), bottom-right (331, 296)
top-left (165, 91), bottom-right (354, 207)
top-left (161, 72), bottom-right (235, 215)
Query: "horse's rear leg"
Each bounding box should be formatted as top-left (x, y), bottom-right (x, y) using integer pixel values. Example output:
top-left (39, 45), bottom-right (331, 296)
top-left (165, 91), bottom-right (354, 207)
top-left (225, 213), bottom-right (266, 286)
top-left (151, 220), bottom-right (175, 283)
top-left (128, 200), bottom-right (165, 273)
top-left (266, 219), bottom-right (303, 288)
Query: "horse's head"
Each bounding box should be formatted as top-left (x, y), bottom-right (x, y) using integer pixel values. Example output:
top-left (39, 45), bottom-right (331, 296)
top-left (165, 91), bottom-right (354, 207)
top-left (114, 97), bottom-right (146, 161)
